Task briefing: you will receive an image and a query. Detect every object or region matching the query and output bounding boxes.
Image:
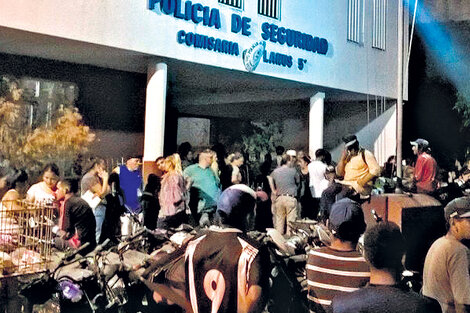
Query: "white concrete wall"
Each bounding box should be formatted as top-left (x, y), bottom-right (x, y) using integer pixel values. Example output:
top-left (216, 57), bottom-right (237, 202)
top-left (330, 105), bottom-right (396, 166)
top-left (0, 0), bottom-right (402, 98)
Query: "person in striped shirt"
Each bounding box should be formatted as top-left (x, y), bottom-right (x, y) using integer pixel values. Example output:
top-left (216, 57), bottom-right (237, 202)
top-left (332, 222), bottom-right (441, 313)
top-left (306, 197), bottom-right (369, 313)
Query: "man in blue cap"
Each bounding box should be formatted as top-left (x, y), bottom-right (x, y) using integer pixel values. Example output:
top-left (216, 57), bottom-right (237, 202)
top-left (306, 197), bottom-right (369, 313)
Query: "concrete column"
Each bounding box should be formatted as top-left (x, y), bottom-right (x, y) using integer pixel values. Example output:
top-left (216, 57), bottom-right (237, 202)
top-left (309, 92), bottom-right (325, 158)
top-left (143, 62), bottom-right (167, 180)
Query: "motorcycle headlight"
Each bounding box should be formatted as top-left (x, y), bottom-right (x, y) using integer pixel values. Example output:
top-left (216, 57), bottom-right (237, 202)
top-left (59, 279), bottom-right (83, 303)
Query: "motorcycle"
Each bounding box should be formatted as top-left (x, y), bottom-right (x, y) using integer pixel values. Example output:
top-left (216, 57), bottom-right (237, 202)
top-left (253, 220), bottom-right (331, 313)
top-left (19, 230), bottom-right (151, 313)
top-left (261, 215), bottom-right (423, 313)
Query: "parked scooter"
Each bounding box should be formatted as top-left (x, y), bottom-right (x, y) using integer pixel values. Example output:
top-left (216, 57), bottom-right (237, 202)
top-left (20, 231), bottom-right (150, 313)
top-left (256, 221), bottom-right (331, 313)
top-left (263, 213), bottom-right (424, 313)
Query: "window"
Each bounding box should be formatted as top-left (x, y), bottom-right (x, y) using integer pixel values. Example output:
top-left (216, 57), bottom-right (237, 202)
top-left (218, 0), bottom-right (242, 9)
top-left (347, 0), bottom-right (364, 44)
top-left (258, 0), bottom-right (280, 19)
top-left (372, 0), bottom-right (387, 50)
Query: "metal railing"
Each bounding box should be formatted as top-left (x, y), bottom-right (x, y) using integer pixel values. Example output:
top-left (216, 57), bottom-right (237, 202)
top-left (0, 200), bottom-right (55, 277)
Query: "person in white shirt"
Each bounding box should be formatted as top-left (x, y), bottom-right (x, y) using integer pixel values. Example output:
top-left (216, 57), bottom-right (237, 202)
top-left (308, 149), bottom-right (331, 218)
top-left (26, 163), bottom-right (60, 204)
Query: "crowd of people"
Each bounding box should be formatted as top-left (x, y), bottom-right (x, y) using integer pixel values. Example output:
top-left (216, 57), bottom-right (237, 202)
top-left (1, 134), bottom-right (470, 313)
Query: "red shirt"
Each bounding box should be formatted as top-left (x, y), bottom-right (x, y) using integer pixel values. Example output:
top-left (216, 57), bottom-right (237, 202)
top-left (414, 152), bottom-right (437, 193)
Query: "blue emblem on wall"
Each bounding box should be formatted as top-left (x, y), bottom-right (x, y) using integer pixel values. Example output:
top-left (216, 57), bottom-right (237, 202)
top-left (242, 41), bottom-right (266, 72)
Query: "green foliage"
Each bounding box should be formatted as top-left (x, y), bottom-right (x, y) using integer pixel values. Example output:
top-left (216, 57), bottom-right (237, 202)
top-left (242, 121), bottom-right (282, 159)
top-left (454, 91), bottom-right (470, 128)
top-left (241, 121), bottom-right (282, 177)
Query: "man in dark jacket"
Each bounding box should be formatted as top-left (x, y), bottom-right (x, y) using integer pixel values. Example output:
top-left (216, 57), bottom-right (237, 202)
top-left (55, 178), bottom-right (96, 255)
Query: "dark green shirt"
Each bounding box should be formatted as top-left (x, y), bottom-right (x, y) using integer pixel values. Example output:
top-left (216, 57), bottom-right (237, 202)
top-left (184, 164), bottom-right (221, 213)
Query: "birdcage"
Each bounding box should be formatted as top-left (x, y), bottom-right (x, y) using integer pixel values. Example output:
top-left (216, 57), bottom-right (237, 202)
top-left (0, 200), bottom-right (55, 277)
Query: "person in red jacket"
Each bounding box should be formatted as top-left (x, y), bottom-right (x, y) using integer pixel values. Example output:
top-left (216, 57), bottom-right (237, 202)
top-left (411, 138), bottom-right (438, 194)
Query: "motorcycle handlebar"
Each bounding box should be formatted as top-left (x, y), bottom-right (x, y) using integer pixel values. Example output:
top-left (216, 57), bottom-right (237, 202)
top-left (62, 242), bottom-right (91, 263)
top-left (90, 238), bottom-right (111, 256)
top-left (123, 228), bottom-right (147, 243)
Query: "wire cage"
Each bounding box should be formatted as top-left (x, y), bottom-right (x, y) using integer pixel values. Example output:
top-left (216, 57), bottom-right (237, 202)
top-left (0, 200), bottom-right (55, 277)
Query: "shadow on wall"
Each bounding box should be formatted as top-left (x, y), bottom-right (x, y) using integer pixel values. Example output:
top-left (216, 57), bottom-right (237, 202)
top-left (329, 106), bottom-right (396, 165)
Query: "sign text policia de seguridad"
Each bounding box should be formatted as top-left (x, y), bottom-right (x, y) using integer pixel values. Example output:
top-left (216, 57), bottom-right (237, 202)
top-left (148, 0), bottom-right (329, 72)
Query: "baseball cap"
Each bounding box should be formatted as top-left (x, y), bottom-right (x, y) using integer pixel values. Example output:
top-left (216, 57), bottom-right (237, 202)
top-left (444, 197), bottom-right (470, 221)
top-left (342, 134), bottom-right (358, 147)
top-left (329, 198), bottom-right (366, 235)
top-left (217, 184), bottom-right (257, 217)
top-left (286, 149), bottom-right (297, 157)
top-left (410, 138), bottom-right (429, 148)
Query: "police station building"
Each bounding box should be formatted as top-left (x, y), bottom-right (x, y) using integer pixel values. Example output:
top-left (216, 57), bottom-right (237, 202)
top-left (0, 0), bottom-right (407, 166)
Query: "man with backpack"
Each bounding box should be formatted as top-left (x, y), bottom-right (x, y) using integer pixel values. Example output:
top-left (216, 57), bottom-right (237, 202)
top-left (336, 134), bottom-right (381, 196)
top-left (321, 135), bottom-right (380, 219)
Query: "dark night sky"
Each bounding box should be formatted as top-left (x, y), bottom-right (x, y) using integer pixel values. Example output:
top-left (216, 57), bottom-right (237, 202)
top-left (404, 31), bottom-right (470, 169)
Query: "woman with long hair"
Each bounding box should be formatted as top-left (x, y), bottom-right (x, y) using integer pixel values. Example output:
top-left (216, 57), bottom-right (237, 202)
top-left (81, 157), bottom-right (109, 242)
top-left (26, 163), bottom-right (60, 204)
top-left (2, 169), bottom-right (28, 204)
top-left (158, 153), bottom-right (187, 229)
top-left (1, 168), bottom-right (28, 215)
top-left (227, 152), bottom-right (245, 185)
top-left (298, 154), bottom-right (316, 219)
top-left (1, 169), bottom-right (28, 247)
top-left (178, 141), bottom-right (193, 169)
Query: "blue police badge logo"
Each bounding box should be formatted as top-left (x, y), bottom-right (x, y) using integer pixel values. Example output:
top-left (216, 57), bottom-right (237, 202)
top-left (242, 41), bottom-right (266, 72)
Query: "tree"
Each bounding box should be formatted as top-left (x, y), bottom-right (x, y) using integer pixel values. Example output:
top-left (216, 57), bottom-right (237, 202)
top-left (0, 75), bottom-right (95, 175)
top-left (454, 91), bottom-right (470, 129)
top-left (241, 121), bottom-right (282, 177)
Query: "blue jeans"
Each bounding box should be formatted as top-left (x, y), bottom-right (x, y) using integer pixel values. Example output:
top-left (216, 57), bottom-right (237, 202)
top-left (93, 204), bottom-right (106, 243)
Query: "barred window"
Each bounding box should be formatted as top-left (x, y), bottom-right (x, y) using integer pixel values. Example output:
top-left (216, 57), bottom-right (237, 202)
top-left (372, 0), bottom-right (387, 50)
top-left (258, 0), bottom-right (280, 19)
top-left (347, 0), bottom-right (364, 44)
top-left (218, 0), bottom-right (242, 9)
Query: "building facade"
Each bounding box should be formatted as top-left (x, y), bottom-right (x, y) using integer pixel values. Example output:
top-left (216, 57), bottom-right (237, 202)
top-left (0, 0), bottom-right (408, 167)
